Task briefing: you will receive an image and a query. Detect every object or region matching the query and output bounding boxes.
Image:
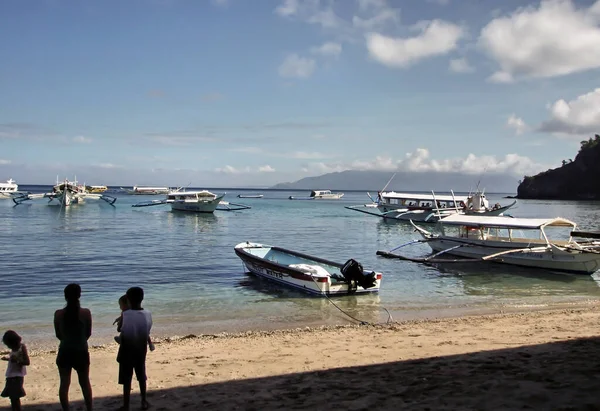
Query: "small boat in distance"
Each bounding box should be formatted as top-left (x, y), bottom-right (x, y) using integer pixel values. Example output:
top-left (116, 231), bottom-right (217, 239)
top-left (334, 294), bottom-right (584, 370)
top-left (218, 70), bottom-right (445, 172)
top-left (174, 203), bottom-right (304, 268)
top-left (378, 214), bottom-right (600, 274)
top-left (0, 178), bottom-right (19, 199)
top-left (234, 242), bottom-right (382, 296)
top-left (237, 194), bottom-right (264, 198)
top-left (122, 186), bottom-right (170, 195)
top-left (86, 185), bottom-right (108, 193)
top-left (289, 190), bottom-right (344, 200)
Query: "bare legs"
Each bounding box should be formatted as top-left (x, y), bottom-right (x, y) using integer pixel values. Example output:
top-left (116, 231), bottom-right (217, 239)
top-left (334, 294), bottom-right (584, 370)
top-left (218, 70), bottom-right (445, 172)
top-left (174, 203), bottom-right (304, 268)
top-left (77, 366), bottom-right (93, 411)
top-left (121, 377), bottom-right (148, 410)
top-left (9, 397), bottom-right (21, 411)
top-left (58, 366), bottom-right (93, 411)
top-left (58, 367), bottom-right (71, 411)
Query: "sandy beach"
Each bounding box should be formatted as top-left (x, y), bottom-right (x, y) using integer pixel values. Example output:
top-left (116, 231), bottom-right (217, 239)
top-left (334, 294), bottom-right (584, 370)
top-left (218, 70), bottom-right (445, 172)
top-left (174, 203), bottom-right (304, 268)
top-left (4, 304), bottom-right (600, 411)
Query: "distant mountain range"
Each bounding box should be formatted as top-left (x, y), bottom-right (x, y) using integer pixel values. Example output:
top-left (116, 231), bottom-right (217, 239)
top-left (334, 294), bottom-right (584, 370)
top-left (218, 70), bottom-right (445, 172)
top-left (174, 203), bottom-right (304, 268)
top-left (270, 170), bottom-right (519, 193)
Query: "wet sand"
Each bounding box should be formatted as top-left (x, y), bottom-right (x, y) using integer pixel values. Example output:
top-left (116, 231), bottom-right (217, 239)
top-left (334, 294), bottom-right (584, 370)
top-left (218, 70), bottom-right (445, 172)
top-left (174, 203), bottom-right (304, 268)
top-left (5, 304), bottom-right (600, 410)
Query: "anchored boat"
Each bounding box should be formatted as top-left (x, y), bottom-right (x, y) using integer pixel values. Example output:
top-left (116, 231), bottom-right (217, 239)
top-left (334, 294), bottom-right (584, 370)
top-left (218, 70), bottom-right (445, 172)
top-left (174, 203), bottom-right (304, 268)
top-left (289, 190), bottom-right (344, 200)
top-left (347, 190), bottom-right (515, 223)
top-left (132, 189), bottom-right (251, 212)
top-left (378, 214), bottom-right (600, 274)
top-left (234, 242), bottom-right (382, 296)
top-left (13, 178), bottom-right (117, 207)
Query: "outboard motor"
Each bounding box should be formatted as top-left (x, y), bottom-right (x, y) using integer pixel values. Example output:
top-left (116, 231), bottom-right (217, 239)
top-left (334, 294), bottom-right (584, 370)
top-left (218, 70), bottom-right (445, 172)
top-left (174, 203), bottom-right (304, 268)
top-left (340, 259), bottom-right (377, 294)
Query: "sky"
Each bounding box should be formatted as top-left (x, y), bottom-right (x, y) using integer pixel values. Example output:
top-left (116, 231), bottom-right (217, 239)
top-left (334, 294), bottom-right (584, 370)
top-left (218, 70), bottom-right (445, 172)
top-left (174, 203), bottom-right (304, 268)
top-left (1, 0), bottom-right (599, 187)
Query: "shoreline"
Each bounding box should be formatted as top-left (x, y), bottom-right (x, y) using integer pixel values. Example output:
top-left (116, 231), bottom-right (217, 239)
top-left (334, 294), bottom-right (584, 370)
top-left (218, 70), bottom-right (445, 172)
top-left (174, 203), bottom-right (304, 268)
top-left (11, 304), bottom-right (600, 410)
top-left (14, 297), bottom-right (600, 352)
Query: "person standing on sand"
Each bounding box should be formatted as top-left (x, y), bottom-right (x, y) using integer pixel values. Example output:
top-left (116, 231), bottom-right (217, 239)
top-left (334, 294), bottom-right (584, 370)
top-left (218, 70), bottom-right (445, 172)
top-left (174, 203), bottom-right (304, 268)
top-left (117, 287), bottom-right (152, 411)
top-left (54, 283), bottom-right (93, 411)
top-left (1, 330), bottom-right (30, 411)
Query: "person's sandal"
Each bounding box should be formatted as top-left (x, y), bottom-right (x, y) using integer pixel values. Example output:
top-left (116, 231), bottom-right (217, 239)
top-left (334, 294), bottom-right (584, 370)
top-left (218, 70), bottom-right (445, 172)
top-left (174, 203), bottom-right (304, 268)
top-left (141, 400), bottom-right (150, 410)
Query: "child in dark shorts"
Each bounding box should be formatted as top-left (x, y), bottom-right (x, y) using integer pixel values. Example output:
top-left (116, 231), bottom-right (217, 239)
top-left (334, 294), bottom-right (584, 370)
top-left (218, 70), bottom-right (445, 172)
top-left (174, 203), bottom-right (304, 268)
top-left (1, 330), bottom-right (30, 411)
top-left (117, 287), bottom-right (153, 411)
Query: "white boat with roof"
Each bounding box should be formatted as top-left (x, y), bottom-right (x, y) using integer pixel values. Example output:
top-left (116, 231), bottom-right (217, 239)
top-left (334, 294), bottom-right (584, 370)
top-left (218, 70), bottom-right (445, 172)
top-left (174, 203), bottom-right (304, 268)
top-left (347, 190), bottom-right (515, 222)
top-left (392, 215), bottom-right (600, 274)
top-left (132, 188), bottom-right (252, 212)
top-left (235, 242), bottom-right (382, 296)
top-left (0, 178), bottom-right (19, 199)
top-left (166, 189), bottom-right (224, 213)
top-left (13, 177), bottom-right (117, 207)
top-left (122, 185), bottom-right (170, 195)
top-left (289, 190), bottom-right (344, 200)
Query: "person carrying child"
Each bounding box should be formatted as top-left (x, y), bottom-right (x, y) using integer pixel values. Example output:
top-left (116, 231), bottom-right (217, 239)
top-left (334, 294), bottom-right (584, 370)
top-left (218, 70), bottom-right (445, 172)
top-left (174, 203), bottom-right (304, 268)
top-left (1, 330), bottom-right (30, 411)
top-left (116, 287), bottom-right (153, 411)
top-left (113, 294), bottom-right (154, 351)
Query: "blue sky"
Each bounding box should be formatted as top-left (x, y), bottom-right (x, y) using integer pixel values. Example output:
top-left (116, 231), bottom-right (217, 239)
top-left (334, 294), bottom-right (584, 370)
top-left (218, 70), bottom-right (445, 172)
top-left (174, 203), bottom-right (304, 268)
top-left (1, 0), bottom-right (599, 187)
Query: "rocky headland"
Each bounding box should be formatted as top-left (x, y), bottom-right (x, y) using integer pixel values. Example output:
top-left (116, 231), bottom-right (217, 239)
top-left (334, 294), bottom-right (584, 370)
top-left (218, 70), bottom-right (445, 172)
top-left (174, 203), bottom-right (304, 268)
top-left (517, 134), bottom-right (600, 200)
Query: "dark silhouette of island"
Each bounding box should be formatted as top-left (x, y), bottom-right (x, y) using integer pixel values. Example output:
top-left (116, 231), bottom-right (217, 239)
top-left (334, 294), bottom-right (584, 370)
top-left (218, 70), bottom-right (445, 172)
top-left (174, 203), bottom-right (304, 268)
top-left (270, 170), bottom-right (519, 193)
top-left (517, 134), bottom-right (600, 200)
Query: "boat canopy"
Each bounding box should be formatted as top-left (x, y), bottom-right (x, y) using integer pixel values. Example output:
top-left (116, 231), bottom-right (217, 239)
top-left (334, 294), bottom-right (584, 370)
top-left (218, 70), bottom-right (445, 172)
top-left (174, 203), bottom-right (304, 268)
top-left (439, 214), bottom-right (577, 229)
top-left (381, 192), bottom-right (469, 202)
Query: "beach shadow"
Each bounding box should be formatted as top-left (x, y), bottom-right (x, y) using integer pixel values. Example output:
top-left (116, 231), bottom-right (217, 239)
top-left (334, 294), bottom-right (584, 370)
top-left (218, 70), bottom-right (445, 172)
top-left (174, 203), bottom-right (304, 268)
top-left (17, 336), bottom-right (600, 410)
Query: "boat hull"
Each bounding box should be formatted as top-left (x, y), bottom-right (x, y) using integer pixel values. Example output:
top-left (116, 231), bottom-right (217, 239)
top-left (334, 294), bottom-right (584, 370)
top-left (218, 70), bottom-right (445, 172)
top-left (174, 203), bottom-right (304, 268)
top-left (234, 242), bottom-right (381, 296)
top-left (425, 237), bottom-right (600, 274)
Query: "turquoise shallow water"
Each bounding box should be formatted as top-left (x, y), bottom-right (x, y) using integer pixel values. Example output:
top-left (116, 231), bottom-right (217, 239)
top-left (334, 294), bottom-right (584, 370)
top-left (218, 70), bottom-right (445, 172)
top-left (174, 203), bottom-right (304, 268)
top-left (2, 186), bottom-right (600, 348)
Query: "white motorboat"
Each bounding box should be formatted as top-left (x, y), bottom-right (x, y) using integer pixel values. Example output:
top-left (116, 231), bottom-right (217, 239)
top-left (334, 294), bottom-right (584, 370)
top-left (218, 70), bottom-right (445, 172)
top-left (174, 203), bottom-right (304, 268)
top-left (347, 190), bottom-right (515, 222)
top-left (0, 178), bottom-right (18, 199)
top-left (234, 242), bottom-right (382, 296)
top-left (289, 190), bottom-right (344, 200)
top-left (400, 215), bottom-right (600, 274)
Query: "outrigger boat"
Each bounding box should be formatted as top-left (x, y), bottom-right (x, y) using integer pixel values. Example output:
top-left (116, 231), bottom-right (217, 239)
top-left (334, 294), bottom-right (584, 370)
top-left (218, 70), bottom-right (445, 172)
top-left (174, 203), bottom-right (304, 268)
top-left (13, 178), bottom-right (117, 207)
top-left (234, 242), bottom-right (382, 295)
top-left (132, 189), bottom-right (251, 212)
top-left (121, 185), bottom-right (170, 195)
top-left (347, 190), bottom-right (515, 223)
top-left (377, 214), bottom-right (600, 274)
top-left (289, 190), bottom-right (344, 200)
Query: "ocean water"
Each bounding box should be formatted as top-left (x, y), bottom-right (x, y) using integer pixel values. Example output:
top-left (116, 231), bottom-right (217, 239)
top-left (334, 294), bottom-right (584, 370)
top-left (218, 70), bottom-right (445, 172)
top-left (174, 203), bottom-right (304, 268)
top-left (2, 186), bottom-right (600, 348)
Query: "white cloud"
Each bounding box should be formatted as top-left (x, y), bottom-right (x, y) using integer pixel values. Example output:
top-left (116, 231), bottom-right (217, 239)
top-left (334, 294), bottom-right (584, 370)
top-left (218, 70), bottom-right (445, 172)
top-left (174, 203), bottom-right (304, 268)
top-left (275, 0), bottom-right (298, 16)
top-left (97, 163), bottom-right (122, 169)
top-left (538, 88), bottom-right (600, 135)
top-left (301, 149), bottom-right (542, 176)
top-left (310, 42), bottom-right (342, 58)
top-left (507, 114), bottom-right (528, 135)
top-left (449, 57), bottom-right (475, 73)
top-left (215, 165), bottom-right (275, 174)
top-left (215, 165), bottom-right (247, 174)
top-left (73, 135), bottom-right (92, 144)
top-left (307, 8), bottom-right (342, 28)
top-left (278, 54), bottom-right (316, 78)
top-left (366, 20), bottom-right (464, 68)
top-left (258, 165), bottom-right (276, 173)
top-left (479, 0), bottom-right (600, 82)
top-left (0, 159), bottom-right (11, 165)
top-left (353, 8), bottom-right (399, 30)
